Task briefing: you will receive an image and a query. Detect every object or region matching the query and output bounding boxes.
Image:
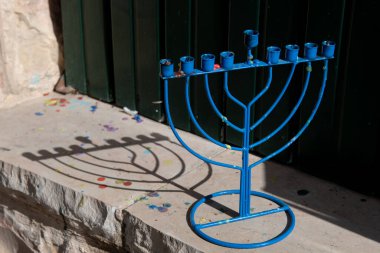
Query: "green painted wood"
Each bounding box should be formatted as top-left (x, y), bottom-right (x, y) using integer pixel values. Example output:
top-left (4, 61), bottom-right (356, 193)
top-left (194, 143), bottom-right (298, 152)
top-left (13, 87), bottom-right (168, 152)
top-left (110, 0), bottom-right (136, 109)
top-left (338, 0), bottom-right (380, 195)
top-left (225, 0), bottom-right (261, 147)
top-left (61, 0), bottom-right (87, 93)
top-left (164, 0), bottom-right (192, 131)
top-left (133, 0), bottom-right (162, 120)
top-left (191, 0), bottom-right (229, 140)
top-left (297, 0), bottom-right (346, 172)
top-left (253, 0), bottom-right (306, 163)
top-left (297, 0), bottom-right (380, 196)
top-left (82, 0), bottom-right (114, 102)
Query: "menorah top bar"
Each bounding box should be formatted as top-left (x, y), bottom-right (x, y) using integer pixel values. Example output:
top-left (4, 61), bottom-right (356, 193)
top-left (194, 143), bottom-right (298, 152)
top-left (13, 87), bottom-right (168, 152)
top-left (160, 56), bottom-right (332, 80)
top-left (160, 29), bottom-right (335, 80)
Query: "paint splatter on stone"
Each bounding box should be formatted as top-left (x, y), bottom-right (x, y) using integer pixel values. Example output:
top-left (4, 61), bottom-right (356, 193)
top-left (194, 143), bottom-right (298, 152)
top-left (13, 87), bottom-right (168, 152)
top-left (148, 204), bottom-right (157, 210)
top-left (163, 160), bottom-right (173, 166)
top-left (97, 177), bottom-right (106, 182)
top-left (133, 115), bottom-right (143, 123)
top-left (162, 203), bottom-right (172, 208)
top-left (123, 181), bottom-right (132, 186)
top-left (35, 112), bottom-right (44, 116)
top-left (90, 105), bottom-right (98, 112)
top-left (147, 192), bottom-right (160, 197)
top-left (157, 207), bottom-right (168, 212)
top-left (143, 149), bottom-right (152, 155)
top-left (115, 179), bottom-right (124, 184)
top-left (99, 184), bottom-right (107, 189)
top-left (103, 124), bottom-right (119, 132)
top-left (44, 98), bottom-right (70, 107)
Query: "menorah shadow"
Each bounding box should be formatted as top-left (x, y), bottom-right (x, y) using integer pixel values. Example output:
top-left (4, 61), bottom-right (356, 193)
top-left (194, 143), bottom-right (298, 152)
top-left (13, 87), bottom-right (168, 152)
top-left (21, 133), bottom-right (240, 218)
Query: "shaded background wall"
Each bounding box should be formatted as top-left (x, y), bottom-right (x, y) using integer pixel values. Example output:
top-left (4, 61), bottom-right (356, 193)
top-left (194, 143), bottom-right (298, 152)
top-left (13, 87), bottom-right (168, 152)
top-left (61, 0), bottom-right (380, 197)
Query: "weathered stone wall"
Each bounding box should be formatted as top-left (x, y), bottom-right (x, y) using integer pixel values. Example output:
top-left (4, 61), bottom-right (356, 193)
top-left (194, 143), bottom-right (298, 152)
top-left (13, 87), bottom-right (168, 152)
top-left (0, 162), bottom-right (124, 253)
top-left (0, 0), bottom-right (63, 108)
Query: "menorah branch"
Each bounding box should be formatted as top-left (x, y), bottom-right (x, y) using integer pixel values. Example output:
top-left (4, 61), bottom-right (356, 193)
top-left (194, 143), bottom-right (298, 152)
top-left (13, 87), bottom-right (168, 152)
top-left (250, 63), bottom-right (297, 131)
top-left (164, 79), bottom-right (241, 170)
top-left (248, 67), bottom-right (272, 109)
top-left (185, 76), bottom-right (242, 151)
top-left (204, 74), bottom-right (244, 133)
top-left (249, 62), bottom-right (313, 150)
top-left (248, 60), bottom-right (329, 169)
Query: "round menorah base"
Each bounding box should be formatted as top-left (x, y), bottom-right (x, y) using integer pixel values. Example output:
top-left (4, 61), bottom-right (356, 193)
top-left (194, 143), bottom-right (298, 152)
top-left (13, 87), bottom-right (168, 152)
top-left (189, 190), bottom-right (295, 249)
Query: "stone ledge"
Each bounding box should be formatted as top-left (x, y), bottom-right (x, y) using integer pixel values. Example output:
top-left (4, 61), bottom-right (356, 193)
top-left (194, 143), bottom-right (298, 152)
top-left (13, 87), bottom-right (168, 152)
top-left (1, 161), bottom-right (123, 253)
top-left (1, 93), bottom-right (379, 253)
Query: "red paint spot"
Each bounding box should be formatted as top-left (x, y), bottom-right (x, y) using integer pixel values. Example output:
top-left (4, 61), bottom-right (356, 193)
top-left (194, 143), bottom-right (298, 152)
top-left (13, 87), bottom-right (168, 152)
top-left (43, 92), bottom-right (49, 96)
top-left (123, 181), bottom-right (132, 186)
top-left (99, 184), bottom-right (107, 189)
top-left (214, 64), bottom-right (221, 70)
top-left (97, 177), bottom-right (106, 182)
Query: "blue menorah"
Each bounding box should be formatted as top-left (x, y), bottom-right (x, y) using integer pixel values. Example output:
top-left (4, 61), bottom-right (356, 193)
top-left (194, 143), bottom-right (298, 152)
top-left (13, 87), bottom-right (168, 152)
top-left (159, 29), bottom-right (335, 249)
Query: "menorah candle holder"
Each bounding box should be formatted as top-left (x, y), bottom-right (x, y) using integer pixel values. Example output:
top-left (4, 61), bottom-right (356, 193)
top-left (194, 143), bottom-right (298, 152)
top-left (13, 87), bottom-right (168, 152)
top-left (160, 30), bottom-right (334, 249)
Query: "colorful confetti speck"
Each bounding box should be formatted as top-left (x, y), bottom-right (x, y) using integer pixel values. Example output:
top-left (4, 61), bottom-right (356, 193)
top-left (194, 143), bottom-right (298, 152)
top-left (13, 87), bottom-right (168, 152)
top-left (99, 184), bottom-right (107, 189)
top-left (163, 160), bottom-right (173, 166)
top-left (115, 179), bottom-right (124, 184)
top-left (133, 115), bottom-right (143, 123)
top-left (103, 124), bottom-right (119, 132)
top-left (148, 204), bottom-right (157, 210)
top-left (157, 207), bottom-right (168, 212)
top-left (199, 217), bottom-right (207, 224)
top-left (123, 181), bottom-right (132, 186)
top-left (162, 203), bottom-right (172, 208)
top-left (45, 98), bottom-right (70, 107)
top-left (143, 149), bottom-right (152, 155)
top-left (147, 192), bottom-right (160, 197)
top-left (97, 177), bottom-right (106, 182)
top-left (90, 105), bottom-right (98, 112)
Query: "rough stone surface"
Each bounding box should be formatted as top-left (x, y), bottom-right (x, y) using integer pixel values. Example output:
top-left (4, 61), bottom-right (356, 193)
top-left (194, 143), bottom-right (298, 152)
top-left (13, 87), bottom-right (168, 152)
top-left (0, 161), bottom-right (123, 253)
top-left (0, 0), bottom-right (62, 108)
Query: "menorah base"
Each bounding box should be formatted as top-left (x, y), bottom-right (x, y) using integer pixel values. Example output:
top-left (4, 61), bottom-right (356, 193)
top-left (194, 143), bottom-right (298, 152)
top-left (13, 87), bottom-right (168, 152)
top-left (189, 190), bottom-right (295, 249)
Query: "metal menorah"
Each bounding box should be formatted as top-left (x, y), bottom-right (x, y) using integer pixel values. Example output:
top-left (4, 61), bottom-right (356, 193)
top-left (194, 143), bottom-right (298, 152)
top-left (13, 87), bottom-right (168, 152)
top-left (159, 29), bottom-right (335, 249)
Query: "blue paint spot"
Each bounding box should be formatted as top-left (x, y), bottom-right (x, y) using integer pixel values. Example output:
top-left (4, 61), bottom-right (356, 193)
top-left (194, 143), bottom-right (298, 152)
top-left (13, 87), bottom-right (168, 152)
top-left (147, 192), bottom-right (160, 197)
top-left (133, 115), bottom-right (143, 123)
top-left (162, 203), bottom-right (172, 208)
top-left (35, 112), bottom-right (44, 116)
top-left (143, 149), bottom-right (152, 155)
top-left (90, 105), bottom-right (97, 112)
top-left (30, 75), bottom-right (41, 85)
top-left (157, 207), bottom-right (168, 212)
top-left (148, 204), bottom-right (157, 210)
